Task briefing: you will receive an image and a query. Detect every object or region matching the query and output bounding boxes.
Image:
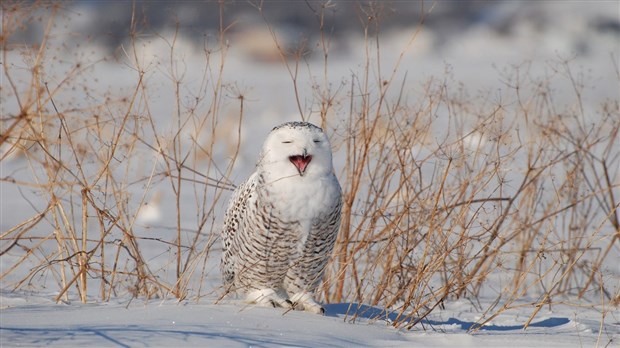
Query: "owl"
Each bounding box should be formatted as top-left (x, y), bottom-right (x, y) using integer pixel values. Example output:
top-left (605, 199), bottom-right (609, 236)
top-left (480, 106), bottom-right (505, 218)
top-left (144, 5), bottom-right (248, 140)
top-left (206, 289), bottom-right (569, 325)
top-left (220, 121), bottom-right (342, 314)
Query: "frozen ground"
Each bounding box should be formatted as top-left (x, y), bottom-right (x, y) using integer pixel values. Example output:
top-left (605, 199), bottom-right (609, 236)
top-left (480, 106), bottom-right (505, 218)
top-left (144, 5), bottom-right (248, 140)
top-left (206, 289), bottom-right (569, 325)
top-left (1, 291), bottom-right (618, 347)
top-left (1, 1), bottom-right (619, 347)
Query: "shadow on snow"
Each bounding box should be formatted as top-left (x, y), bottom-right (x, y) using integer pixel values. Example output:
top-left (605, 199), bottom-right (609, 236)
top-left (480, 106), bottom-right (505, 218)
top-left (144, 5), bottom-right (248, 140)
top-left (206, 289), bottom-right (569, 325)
top-left (323, 303), bottom-right (570, 331)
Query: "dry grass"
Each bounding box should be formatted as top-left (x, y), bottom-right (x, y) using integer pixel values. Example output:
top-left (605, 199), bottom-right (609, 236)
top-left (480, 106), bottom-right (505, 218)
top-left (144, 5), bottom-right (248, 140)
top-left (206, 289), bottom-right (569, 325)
top-left (1, 1), bottom-right (239, 302)
top-left (1, 1), bottom-right (618, 333)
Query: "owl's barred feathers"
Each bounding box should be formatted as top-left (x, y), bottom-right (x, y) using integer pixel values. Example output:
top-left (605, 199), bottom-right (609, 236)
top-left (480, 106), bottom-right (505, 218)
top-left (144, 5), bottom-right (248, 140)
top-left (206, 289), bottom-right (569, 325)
top-left (220, 121), bottom-right (342, 314)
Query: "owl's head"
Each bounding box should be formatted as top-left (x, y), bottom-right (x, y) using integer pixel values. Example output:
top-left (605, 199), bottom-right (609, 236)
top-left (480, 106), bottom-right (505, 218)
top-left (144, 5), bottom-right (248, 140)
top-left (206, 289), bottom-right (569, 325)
top-left (258, 121), bottom-right (334, 180)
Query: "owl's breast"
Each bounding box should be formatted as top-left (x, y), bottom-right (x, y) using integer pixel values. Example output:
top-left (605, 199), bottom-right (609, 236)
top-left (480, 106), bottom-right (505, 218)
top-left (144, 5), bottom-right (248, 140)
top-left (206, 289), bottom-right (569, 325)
top-left (260, 173), bottom-right (341, 223)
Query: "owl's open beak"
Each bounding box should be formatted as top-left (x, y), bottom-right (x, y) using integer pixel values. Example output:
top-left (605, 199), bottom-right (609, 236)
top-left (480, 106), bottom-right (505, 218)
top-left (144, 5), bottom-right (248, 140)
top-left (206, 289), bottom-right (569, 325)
top-left (289, 153), bottom-right (312, 176)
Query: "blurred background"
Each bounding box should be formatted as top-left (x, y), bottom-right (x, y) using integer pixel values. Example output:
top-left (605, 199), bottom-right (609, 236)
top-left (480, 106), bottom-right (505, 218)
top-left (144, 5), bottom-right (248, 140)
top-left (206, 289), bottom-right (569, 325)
top-left (11, 1), bottom-right (620, 57)
top-left (6, 1), bottom-right (618, 113)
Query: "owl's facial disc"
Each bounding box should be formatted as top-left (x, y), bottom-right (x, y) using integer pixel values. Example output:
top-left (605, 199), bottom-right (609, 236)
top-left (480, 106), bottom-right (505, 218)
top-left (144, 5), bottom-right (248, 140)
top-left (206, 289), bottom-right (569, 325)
top-left (289, 154), bottom-right (312, 176)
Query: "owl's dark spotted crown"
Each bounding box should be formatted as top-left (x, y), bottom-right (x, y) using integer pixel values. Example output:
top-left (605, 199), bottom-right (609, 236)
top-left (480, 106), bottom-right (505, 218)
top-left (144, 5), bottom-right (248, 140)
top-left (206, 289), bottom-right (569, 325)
top-left (272, 121), bottom-right (323, 133)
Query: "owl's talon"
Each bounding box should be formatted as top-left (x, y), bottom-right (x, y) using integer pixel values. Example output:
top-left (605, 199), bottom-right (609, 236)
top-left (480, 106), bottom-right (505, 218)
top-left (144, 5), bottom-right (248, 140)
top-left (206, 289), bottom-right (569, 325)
top-left (246, 288), bottom-right (291, 309)
top-left (289, 292), bottom-right (324, 314)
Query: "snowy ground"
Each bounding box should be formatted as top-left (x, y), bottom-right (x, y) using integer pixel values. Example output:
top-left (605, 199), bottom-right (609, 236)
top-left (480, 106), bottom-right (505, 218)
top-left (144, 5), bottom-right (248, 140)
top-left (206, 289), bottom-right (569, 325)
top-left (2, 2), bottom-right (619, 347)
top-left (1, 291), bottom-right (618, 347)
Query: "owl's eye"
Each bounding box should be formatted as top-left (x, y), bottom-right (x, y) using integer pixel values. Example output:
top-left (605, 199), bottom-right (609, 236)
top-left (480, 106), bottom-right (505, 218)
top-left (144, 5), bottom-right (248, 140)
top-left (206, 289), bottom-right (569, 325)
top-left (282, 140), bottom-right (293, 144)
top-left (313, 139), bottom-right (321, 143)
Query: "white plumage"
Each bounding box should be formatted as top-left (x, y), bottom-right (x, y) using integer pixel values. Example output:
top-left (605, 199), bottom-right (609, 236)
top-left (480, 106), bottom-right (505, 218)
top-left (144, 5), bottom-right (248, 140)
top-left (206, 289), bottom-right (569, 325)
top-left (220, 121), bottom-right (342, 314)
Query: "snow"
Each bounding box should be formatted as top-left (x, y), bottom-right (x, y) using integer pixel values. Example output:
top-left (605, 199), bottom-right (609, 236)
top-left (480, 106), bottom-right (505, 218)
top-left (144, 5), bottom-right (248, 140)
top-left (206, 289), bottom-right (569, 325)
top-left (2, 1), bottom-right (619, 347)
top-left (1, 291), bottom-right (617, 347)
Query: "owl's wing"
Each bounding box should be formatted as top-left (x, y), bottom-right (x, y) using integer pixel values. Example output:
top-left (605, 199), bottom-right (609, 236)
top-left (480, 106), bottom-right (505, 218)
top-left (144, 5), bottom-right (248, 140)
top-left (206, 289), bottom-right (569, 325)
top-left (220, 172), bottom-right (258, 286)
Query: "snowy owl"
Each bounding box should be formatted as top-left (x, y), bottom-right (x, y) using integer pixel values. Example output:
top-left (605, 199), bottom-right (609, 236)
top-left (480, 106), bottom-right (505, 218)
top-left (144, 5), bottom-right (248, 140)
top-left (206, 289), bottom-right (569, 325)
top-left (220, 121), bottom-right (342, 314)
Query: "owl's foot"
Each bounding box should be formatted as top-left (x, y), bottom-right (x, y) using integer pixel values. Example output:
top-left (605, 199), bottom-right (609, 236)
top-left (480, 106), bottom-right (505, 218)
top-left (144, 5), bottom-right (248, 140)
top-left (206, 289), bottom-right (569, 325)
top-left (246, 288), bottom-right (293, 309)
top-left (290, 291), bottom-right (324, 315)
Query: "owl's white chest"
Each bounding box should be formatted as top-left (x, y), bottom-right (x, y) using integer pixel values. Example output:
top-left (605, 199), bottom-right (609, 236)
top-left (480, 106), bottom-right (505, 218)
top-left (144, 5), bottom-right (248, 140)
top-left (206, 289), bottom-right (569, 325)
top-left (261, 173), bottom-right (341, 224)
top-left (262, 174), bottom-right (339, 254)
